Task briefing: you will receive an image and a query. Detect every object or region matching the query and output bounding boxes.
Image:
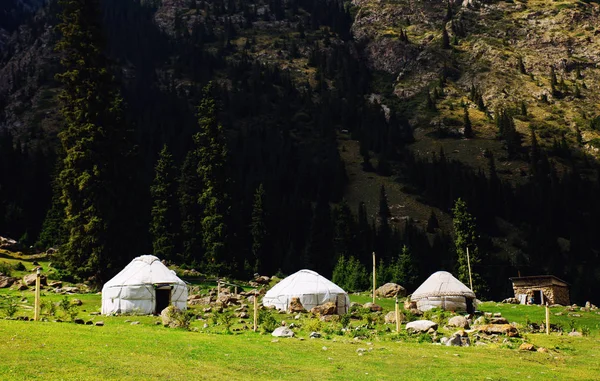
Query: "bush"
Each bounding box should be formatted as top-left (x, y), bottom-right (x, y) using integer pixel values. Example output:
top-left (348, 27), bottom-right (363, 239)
top-left (258, 309), bottom-right (278, 333)
top-left (41, 300), bottom-right (57, 317)
top-left (59, 296), bottom-right (79, 322)
top-left (218, 310), bottom-right (234, 334)
top-left (13, 262), bottom-right (26, 271)
top-left (0, 261), bottom-right (12, 276)
top-left (0, 295), bottom-right (19, 317)
top-left (304, 318), bottom-right (323, 333)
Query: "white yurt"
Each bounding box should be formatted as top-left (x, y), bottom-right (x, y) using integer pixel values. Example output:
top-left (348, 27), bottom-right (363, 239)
top-left (101, 255), bottom-right (188, 315)
top-left (411, 271), bottom-right (476, 313)
top-left (262, 269), bottom-right (350, 314)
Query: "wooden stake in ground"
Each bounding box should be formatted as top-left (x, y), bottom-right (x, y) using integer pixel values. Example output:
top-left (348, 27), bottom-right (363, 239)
top-left (34, 268), bottom-right (41, 321)
top-left (395, 297), bottom-right (400, 333)
top-left (466, 247), bottom-right (473, 291)
top-left (372, 252), bottom-right (376, 304)
top-left (253, 291), bottom-right (258, 332)
top-left (217, 280), bottom-right (221, 296)
top-left (546, 303), bottom-right (550, 335)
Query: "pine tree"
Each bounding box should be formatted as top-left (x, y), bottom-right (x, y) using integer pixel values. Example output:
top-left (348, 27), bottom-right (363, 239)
top-left (452, 198), bottom-right (483, 293)
top-left (150, 144), bottom-right (178, 261)
top-left (333, 199), bottom-right (356, 260)
top-left (305, 194), bottom-right (335, 275)
top-left (397, 245), bottom-right (418, 290)
top-left (426, 210), bottom-right (439, 233)
top-left (377, 185), bottom-right (392, 260)
top-left (250, 183), bottom-right (267, 273)
top-left (179, 149), bottom-right (203, 264)
top-left (196, 83), bottom-right (230, 273)
top-left (441, 25), bottom-right (450, 49)
top-left (463, 104), bottom-right (473, 138)
top-left (55, 0), bottom-right (136, 285)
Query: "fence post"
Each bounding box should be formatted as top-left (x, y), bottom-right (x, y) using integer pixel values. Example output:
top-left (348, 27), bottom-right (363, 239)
top-left (217, 280), bottom-right (221, 296)
top-left (253, 291), bottom-right (258, 332)
top-left (395, 297), bottom-right (400, 333)
top-left (545, 303), bottom-right (550, 335)
top-left (34, 268), bottom-right (41, 321)
top-left (372, 252), bottom-right (376, 304)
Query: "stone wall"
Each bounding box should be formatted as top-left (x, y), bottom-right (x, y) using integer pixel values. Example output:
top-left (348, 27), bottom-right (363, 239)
top-left (512, 285), bottom-right (570, 306)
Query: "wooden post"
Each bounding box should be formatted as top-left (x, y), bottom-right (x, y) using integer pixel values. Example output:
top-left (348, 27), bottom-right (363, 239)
top-left (395, 297), bottom-right (400, 333)
top-left (545, 303), bottom-right (550, 335)
top-left (217, 280), bottom-right (221, 296)
top-left (372, 252), bottom-right (376, 304)
top-left (253, 291), bottom-right (258, 332)
top-left (234, 286), bottom-right (238, 296)
top-left (466, 247), bottom-right (473, 291)
top-left (34, 268), bottom-right (41, 321)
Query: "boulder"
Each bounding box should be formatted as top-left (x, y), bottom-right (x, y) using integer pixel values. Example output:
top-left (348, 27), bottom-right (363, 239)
top-left (47, 281), bottom-right (62, 288)
top-left (271, 326), bottom-right (294, 338)
top-left (15, 282), bottom-right (28, 291)
top-left (476, 324), bottom-right (519, 337)
top-left (375, 283), bottom-right (406, 298)
top-left (95, 321), bottom-right (104, 326)
top-left (309, 332), bottom-right (321, 339)
top-left (447, 316), bottom-right (470, 329)
top-left (363, 302), bottom-right (383, 312)
top-left (320, 315), bottom-right (338, 322)
top-left (254, 275), bottom-right (271, 285)
top-left (71, 299), bottom-right (83, 306)
top-left (235, 312), bottom-right (249, 319)
top-left (404, 299), bottom-right (417, 310)
top-left (568, 331), bottom-right (583, 337)
top-left (23, 273), bottom-right (47, 286)
top-left (0, 274), bottom-right (16, 288)
top-left (310, 302), bottom-right (337, 316)
top-left (501, 297), bottom-right (520, 304)
top-left (406, 320), bottom-right (438, 333)
top-left (519, 343), bottom-right (536, 351)
top-left (288, 297), bottom-right (306, 313)
top-left (350, 302), bottom-right (362, 309)
top-left (446, 334), bottom-right (463, 347)
top-left (161, 306), bottom-right (183, 328)
top-left (384, 311), bottom-right (405, 324)
top-left (490, 317), bottom-right (509, 325)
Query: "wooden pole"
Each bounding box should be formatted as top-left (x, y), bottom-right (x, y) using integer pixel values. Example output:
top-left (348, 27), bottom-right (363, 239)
top-left (253, 291), bottom-right (258, 332)
top-left (545, 303), bottom-right (550, 335)
top-left (372, 252), bottom-right (376, 304)
top-left (34, 268), bottom-right (41, 321)
top-left (217, 280), bottom-right (221, 296)
top-left (395, 297), bottom-right (400, 333)
top-left (466, 247), bottom-right (473, 291)
top-left (234, 286), bottom-right (237, 296)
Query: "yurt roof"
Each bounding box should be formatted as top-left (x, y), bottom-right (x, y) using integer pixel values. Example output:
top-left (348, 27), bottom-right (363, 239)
top-left (103, 255), bottom-right (185, 288)
top-left (265, 269), bottom-right (346, 297)
top-left (411, 271), bottom-right (475, 300)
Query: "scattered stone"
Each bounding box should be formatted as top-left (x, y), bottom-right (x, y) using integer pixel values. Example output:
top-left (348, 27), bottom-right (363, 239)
top-left (446, 334), bottom-right (463, 347)
top-left (493, 313), bottom-right (502, 318)
top-left (356, 348), bottom-right (367, 354)
top-left (85, 321), bottom-right (93, 325)
top-left (404, 299), bottom-right (417, 310)
top-left (384, 311), bottom-right (405, 324)
top-left (74, 318), bottom-right (85, 325)
top-left (161, 305), bottom-right (184, 328)
top-left (476, 324), bottom-right (519, 337)
top-left (490, 317), bottom-right (508, 325)
top-left (23, 273), bottom-right (47, 286)
top-left (310, 332), bottom-right (321, 339)
top-left (320, 315), bottom-right (338, 322)
top-left (409, 308), bottom-right (423, 317)
top-left (203, 307), bottom-right (212, 313)
top-left (155, 321), bottom-right (161, 325)
top-left (537, 347), bottom-right (548, 353)
top-left (289, 297), bottom-right (306, 313)
top-left (375, 283), bottom-right (406, 298)
top-left (271, 326), bottom-right (294, 338)
top-left (350, 302), bottom-right (362, 309)
top-left (406, 320), bottom-right (438, 333)
top-left (253, 275), bottom-right (271, 285)
top-left (95, 321), bottom-right (104, 326)
top-left (447, 316), bottom-right (470, 329)
top-left (310, 302), bottom-right (337, 316)
top-left (0, 274), bottom-right (16, 288)
top-left (474, 316), bottom-right (487, 325)
top-left (71, 299), bottom-right (83, 306)
top-left (363, 302), bottom-right (382, 312)
top-left (235, 312), bottom-right (249, 319)
top-left (568, 331), bottom-right (583, 337)
top-left (501, 297), bottom-right (519, 304)
top-left (47, 281), bottom-right (62, 288)
top-left (130, 321), bottom-right (140, 325)
top-left (519, 343), bottom-right (536, 351)
top-left (16, 283), bottom-right (29, 291)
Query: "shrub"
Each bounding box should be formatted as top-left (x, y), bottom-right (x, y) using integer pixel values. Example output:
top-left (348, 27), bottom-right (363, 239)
top-left (13, 262), bottom-right (26, 271)
top-left (59, 296), bottom-right (79, 322)
top-left (0, 261), bottom-right (12, 276)
top-left (218, 310), bottom-right (234, 334)
top-left (304, 318), bottom-right (323, 333)
top-left (258, 309), bottom-right (278, 333)
top-left (1, 295), bottom-right (19, 317)
top-left (40, 300), bottom-right (57, 317)
top-left (339, 313), bottom-right (351, 328)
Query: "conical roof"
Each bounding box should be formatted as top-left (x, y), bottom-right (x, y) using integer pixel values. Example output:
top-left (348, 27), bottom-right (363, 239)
top-left (103, 255), bottom-right (185, 288)
top-left (265, 269), bottom-right (346, 297)
top-left (411, 271), bottom-right (475, 300)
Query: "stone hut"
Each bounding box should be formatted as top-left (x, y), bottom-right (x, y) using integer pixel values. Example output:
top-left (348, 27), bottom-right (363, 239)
top-left (509, 275), bottom-right (570, 306)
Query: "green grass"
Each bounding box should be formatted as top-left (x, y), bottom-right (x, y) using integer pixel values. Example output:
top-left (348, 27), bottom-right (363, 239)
top-left (2, 283), bottom-right (600, 380)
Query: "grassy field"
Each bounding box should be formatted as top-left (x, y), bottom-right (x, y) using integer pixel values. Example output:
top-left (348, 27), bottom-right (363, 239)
top-left (2, 276), bottom-right (600, 381)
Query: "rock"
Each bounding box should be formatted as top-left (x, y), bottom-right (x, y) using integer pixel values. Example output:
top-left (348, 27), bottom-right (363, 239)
top-left (473, 316), bottom-right (487, 325)
top-left (490, 317), bottom-right (508, 325)
top-left (15, 283), bottom-right (29, 291)
top-left (501, 297), bottom-right (520, 304)
top-left (476, 324), bottom-right (519, 337)
top-left (409, 308), bottom-right (423, 316)
top-left (568, 331), bottom-right (583, 337)
top-left (161, 305), bottom-right (183, 328)
top-left (130, 321), bottom-right (140, 325)
top-left (271, 326), bottom-right (294, 338)
top-left (309, 332), bottom-right (321, 339)
top-left (519, 343), bottom-right (536, 351)
top-left (85, 321), bottom-right (93, 325)
top-left (0, 275), bottom-right (16, 288)
top-left (74, 318), bottom-right (85, 324)
top-left (493, 313), bottom-right (502, 318)
top-left (310, 302), bottom-right (337, 316)
top-left (23, 273), bottom-right (47, 286)
top-left (203, 307), bottom-right (212, 313)
top-left (447, 316), bottom-right (470, 329)
top-left (235, 312), bottom-right (249, 319)
top-left (356, 348), bottom-right (367, 354)
top-left (47, 281), bottom-right (62, 288)
top-left (446, 334), bottom-right (463, 347)
top-left (363, 302), bottom-right (383, 312)
top-left (320, 315), bottom-right (339, 322)
top-left (384, 311), bottom-right (405, 324)
top-left (71, 299), bottom-right (83, 306)
top-left (537, 347), bottom-right (548, 353)
top-left (62, 286), bottom-right (80, 294)
top-left (406, 320), bottom-right (438, 333)
top-left (253, 275), bottom-right (271, 285)
top-left (288, 297), bottom-right (306, 313)
top-left (404, 299), bottom-right (417, 310)
top-left (375, 283), bottom-right (406, 298)
top-left (350, 302), bottom-right (362, 309)
top-left (95, 321), bottom-right (104, 326)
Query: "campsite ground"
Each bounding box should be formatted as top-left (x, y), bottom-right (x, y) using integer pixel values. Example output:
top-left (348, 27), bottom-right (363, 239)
top-left (1, 285), bottom-right (600, 380)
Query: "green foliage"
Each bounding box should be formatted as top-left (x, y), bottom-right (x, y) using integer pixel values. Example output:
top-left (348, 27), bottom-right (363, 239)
top-left (13, 262), bottom-right (26, 271)
top-left (304, 318), bottom-right (323, 333)
top-left (40, 300), bottom-right (57, 317)
top-left (0, 261), bottom-right (12, 276)
top-left (452, 198), bottom-right (484, 293)
top-left (339, 313), bottom-right (351, 328)
top-left (332, 255), bottom-right (369, 292)
top-left (0, 294), bottom-right (19, 317)
top-left (463, 105), bottom-right (473, 138)
top-left (258, 309), bottom-right (278, 333)
top-left (441, 26), bottom-right (450, 49)
top-left (150, 144), bottom-right (178, 261)
top-left (250, 184), bottom-right (267, 274)
top-left (218, 310), bottom-right (234, 334)
top-left (58, 296), bottom-right (79, 322)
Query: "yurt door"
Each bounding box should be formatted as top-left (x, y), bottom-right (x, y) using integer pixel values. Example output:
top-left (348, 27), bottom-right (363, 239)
top-left (155, 285), bottom-right (172, 314)
top-left (336, 294), bottom-right (347, 314)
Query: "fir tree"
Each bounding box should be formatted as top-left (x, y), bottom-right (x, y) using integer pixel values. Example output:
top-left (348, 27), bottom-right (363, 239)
top-left (397, 245), bottom-right (418, 290)
top-left (441, 25), bottom-right (450, 49)
top-left (463, 104), bottom-right (473, 138)
top-left (150, 144), bottom-right (178, 261)
top-left (250, 183), bottom-right (267, 273)
top-left (195, 83), bottom-right (230, 272)
top-left (179, 149), bottom-right (203, 264)
top-left (452, 198), bottom-right (483, 293)
top-left (426, 210), bottom-right (440, 233)
top-left (55, 0), bottom-right (136, 285)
